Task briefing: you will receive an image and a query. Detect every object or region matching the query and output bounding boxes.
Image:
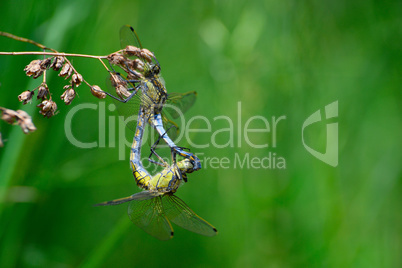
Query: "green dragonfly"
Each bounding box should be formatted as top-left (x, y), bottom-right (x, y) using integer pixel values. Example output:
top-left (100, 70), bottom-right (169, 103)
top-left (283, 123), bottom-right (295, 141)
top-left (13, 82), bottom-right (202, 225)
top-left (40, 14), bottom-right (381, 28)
top-left (95, 111), bottom-right (217, 240)
top-left (104, 25), bottom-right (201, 170)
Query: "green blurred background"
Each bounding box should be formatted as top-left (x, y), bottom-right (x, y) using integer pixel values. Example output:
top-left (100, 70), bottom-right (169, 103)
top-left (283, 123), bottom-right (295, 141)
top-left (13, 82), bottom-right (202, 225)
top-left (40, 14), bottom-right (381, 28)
top-left (0, 0), bottom-right (400, 267)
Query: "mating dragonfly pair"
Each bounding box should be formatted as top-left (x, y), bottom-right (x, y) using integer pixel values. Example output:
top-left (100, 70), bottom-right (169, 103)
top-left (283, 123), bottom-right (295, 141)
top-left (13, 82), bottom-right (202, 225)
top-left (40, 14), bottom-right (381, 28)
top-left (95, 26), bottom-right (217, 240)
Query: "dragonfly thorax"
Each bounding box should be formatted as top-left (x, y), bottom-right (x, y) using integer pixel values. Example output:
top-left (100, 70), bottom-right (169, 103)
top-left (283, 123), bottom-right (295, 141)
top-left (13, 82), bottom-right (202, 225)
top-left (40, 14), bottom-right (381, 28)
top-left (148, 166), bottom-right (181, 193)
top-left (143, 61), bottom-right (161, 78)
top-left (140, 75), bottom-right (168, 113)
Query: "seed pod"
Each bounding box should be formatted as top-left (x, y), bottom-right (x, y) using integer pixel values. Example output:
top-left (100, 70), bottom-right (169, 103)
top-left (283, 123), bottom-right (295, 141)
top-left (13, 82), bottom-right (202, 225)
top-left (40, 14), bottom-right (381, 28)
top-left (67, 67), bottom-right (73, 78)
top-left (126, 58), bottom-right (144, 73)
top-left (50, 56), bottom-right (65, 71)
top-left (37, 84), bottom-right (49, 100)
top-left (110, 73), bottom-right (127, 88)
top-left (133, 59), bottom-right (144, 72)
top-left (107, 53), bottom-right (127, 66)
top-left (124, 45), bottom-right (141, 57)
top-left (40, 58), bottom-right (52, 69)
top-left (0, 108), bottom-right (18, 124)
top-left (18, 91), bottom-right (34, 104)
top-left (61, 87), bottom-right (76, 105)
top-left (59, 62), bottom-right (73, 78)
top-left (24, 59), bottom-right (44, 79)
top-left (38, 100), bottom-right (52, 112)
top-left (90, 85), bottom-right (106, 99)
top-left (116, 84), bottom-right (131, 99)
top-left (16, 110), bottom-right (36, 133)
top-left (140, 48), bottom-right (154, 62)
top-left (72, 73), bottom-right (83, 87)
top-left (37, 100), bottom-right (57, 118)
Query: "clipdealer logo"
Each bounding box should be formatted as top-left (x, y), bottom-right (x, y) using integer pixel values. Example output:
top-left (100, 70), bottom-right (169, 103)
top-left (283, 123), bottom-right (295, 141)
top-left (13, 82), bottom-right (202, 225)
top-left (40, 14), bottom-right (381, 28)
top-left (63, 101), bottom-right (339, 169)
top-left (302, 101), bottom-right (338, 167)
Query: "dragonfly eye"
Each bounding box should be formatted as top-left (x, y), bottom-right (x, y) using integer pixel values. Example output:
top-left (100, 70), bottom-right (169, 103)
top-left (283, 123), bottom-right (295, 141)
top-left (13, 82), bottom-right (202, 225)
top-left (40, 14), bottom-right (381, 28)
top-left (152, 64), bottom-right (160, 74)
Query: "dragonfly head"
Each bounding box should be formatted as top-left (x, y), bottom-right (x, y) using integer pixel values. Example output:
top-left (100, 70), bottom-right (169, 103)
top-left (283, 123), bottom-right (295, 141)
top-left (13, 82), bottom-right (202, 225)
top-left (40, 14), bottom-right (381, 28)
top-left (143, 61), bottom-right (161, 78)
top-left (177, 158), bottom-right (195, 175)
top-left (151, 60), bottom-right (161, 74)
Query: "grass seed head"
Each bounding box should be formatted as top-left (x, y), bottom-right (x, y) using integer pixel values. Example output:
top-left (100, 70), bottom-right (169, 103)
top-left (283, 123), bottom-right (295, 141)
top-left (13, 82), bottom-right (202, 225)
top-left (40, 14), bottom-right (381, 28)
top-left (16, 110), bottom-right (36, 133)
top-left (90, 85), bottom-right (106, 99)
top-left (107, 53), bottom-right (126, 66)
top-left (140, 48), bottom-right (154, 62)
top-left (116, 84), bottom-right (131, 99)
top-left (61, 87), bottom-right (76, 105)
top-left (37, 83), bottom-right (49, 100)
top-left (50, 56), bottom-right (65, 71)
top-left (59, 62), bottom-right (73, 78)
top-left (18, 90), bottom-right (34, 104)
top-left (72, 73), bottom-right (83, 87)
top-left (37, 100), bottom-right (57, 118)
top-left (1, 108), bottom-right (19, 124)
top-left (40, 57), bottom-right (52, 69)
top-left (24, 59), bottom-right (44, 79)
top-left (123, 45), bottom-right (141, 57)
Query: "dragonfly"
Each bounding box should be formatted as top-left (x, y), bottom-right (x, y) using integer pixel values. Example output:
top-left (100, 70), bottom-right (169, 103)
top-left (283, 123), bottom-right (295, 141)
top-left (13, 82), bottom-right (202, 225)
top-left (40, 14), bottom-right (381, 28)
top-left (104, 25), bottom-right (201, 170)
top-left (95, 111), bottom-right (217, 240)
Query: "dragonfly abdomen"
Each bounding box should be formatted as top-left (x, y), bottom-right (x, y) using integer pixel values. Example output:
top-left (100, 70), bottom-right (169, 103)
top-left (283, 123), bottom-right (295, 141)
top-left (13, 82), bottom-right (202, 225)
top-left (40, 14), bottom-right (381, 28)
top-left (130, 108), bottom-right (152, 189)
top-left (149, 113), bottom-right (202, 170)
top-left (131, 162), bottom-right (152, 189)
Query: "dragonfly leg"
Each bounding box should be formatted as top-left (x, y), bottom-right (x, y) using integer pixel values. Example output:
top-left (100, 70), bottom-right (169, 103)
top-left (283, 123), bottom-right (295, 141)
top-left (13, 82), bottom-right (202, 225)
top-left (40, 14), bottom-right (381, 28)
top-left (126, 86), bottom-right (139, 91)
top-left (176, 145), bottom-right (191, 151)
top-left (124, 62), bottom-right (142, 78)
top-left (170, 149), bottom-right (185, 184)
top-left (171, 146), bottom-right (201, 171)
top-left (148, 123), bottom-right (179, 167)
top-left (148, 132), bottom-right (168, 168)
top-left (108, 61), bottom-right (118, 73)
top-left (114, 71), bottom-right (141, 84)
top-left (151, 113), bottom-right (202, 171)
top-left (126, 79), bottom-right (141, 84)
top-left (103, 85), bottom-right (140, 103)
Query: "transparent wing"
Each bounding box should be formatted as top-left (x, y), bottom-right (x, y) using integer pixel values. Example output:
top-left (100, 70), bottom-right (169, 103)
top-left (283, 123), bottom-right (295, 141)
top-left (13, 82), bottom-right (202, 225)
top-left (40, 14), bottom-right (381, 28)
top-left (120, 25), bottom-right (153, 66)
top-left (153, 91), bottom-right (197, 144)
top-left (164, 91), bottom-right (197, 119)
top-left (120, 25), bottom-right (143, 49)
top-left (94, 190), bottom-right (160, 206)
top-left (128, 195), bottom-right (174, 240)
top-left (106, 79), bottom-right (183, 138)
top-left (162, 195), bottom-right (218, 237)
top-left (106, 73), bottom-right (146, 132)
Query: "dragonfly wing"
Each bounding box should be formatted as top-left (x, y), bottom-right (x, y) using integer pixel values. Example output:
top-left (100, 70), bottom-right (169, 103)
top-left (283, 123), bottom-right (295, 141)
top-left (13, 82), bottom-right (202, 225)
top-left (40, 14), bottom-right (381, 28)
top-left (120, 25), bottom-right (143, 49)
top-left (120, 25), bottom-right (153, 65)
top-left (129, 190), bottom-right (162, 200)
top-left (164, 91), bottom-right (197, 119)
top-left (106, 74), bottom-right (146, 132)
top-left (150, 90), bottom-right (198, 145)
top-left (164, 119), bottom-right (179, 142)
top-left (162, 195), bottom-right (218, 237)
top-left (94, 190), bottom-right (160, 206)
top-left (128, 195), bottom-right (174, 240)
